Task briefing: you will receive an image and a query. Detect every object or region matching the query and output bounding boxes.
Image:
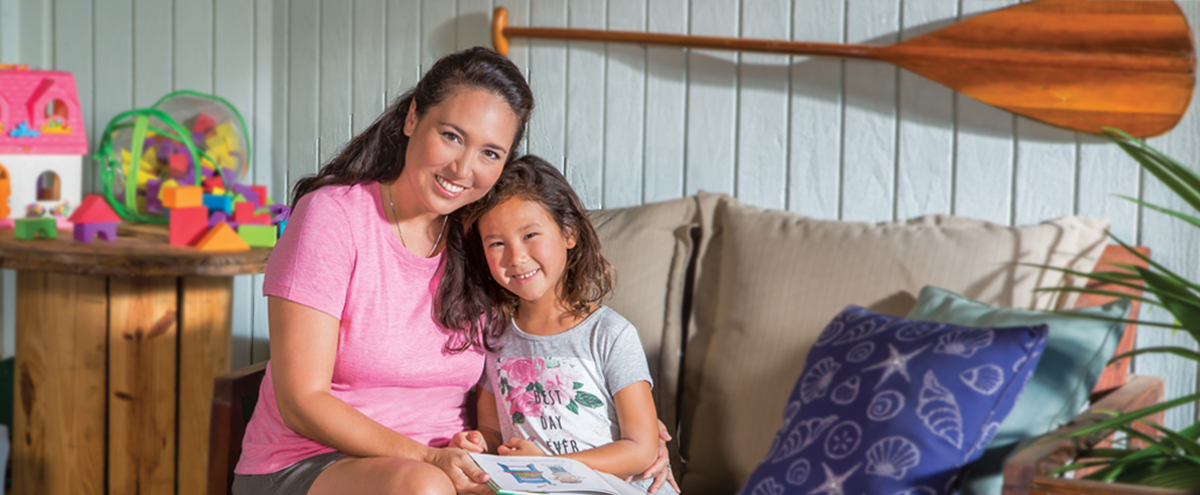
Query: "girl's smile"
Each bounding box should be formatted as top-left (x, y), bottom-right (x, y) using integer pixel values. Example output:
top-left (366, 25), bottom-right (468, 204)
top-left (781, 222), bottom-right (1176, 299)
top-left (478, 197), bottom-right (577, 307)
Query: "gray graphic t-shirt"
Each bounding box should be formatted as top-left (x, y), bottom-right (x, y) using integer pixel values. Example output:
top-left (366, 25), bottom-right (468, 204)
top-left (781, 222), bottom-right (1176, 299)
top-left (480, 306), bottom-right (664, 493)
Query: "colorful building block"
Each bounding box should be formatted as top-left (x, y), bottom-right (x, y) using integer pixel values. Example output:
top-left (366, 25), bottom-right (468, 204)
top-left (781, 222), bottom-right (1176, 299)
top-left (74, 221), bottom-right (117, 242)
top-left (14, 217), bottom-right (57, 240)
top-left (192, 113), bottom-right (216, 134)
top-left (67, 194), bottom-right (120, 224)
top-left (169, 206), bottom-right (208, 246)
top-left (238, 224), bottom-right (276, 248)
top-left (233, 201), bottom-right (269, 225)
top-left (169, 153), bottom-right (188, 178)
top-left (162, 185), bottom-right (203, 208)
top-left (251, 185), bottom-right (268, 207)
top-left (207, 211), bottom-right (235, 229)
top-left (203, 175), bottom-right (224, 194)
top-left (203, 194), bottom-right (233, 216)
top-left (197, 222), bottom-right (250, 251)
top-left (279, 219), bottom-right (288, 237)
top-left (269, 204), bottom-right (291, 223)
top-left (146, 180), bottom-right (165, 215)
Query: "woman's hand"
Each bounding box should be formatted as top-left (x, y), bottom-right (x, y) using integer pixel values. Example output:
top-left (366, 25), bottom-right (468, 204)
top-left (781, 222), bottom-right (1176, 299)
top-left (497, 438), bottom-right (545, 457)
top-left (626, 419), bottom-right (681, 493)
top-left (450, 430), bottom-right (488, 454)
top-left (423, 446), bottom-right (492, 494)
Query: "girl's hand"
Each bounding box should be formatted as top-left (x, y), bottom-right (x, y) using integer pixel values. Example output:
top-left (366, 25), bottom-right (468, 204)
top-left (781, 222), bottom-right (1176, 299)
top-left (626, 420), bottom-right (681, 493)
top-left (497, 438), bottom-right (545, 457)
top-left (423, 446), bottom-right (491, 493)
top-left (451, 430), bottom-right (488, 453)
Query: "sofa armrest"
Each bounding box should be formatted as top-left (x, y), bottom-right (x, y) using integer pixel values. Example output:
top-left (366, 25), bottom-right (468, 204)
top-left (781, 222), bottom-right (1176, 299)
top-left (1001, 375), bottom-right (1164, 495)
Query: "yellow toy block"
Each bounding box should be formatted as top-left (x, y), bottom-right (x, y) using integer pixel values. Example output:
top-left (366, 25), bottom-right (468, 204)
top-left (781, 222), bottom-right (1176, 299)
top-left (162, 185), bottom-right (203, 208)
top-left (196, 222), bottom-right (250, 252)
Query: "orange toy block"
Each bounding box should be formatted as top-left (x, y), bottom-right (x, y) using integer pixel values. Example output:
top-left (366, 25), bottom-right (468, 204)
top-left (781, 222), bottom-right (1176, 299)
top-left (233, 201), bottom-right (270, 224)
top-left (196, 222), bottom-right (250, 251)
top-left (162, 185), bottom-right (203, 208)
top-left (68, 194), bottom-right (120, 224)
top-left (169, 206), bottom-right (208, 246)
top-left (193, 112), bottom-right (216, 134)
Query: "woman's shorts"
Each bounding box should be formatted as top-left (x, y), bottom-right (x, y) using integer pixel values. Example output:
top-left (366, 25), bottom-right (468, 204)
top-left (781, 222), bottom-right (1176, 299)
top-left (231, 451), bottom-right (349, 495)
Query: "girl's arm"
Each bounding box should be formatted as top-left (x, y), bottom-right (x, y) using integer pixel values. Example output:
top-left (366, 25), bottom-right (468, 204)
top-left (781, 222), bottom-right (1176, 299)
top-left (476, 389), bottom-right (504, 454)
top-left (269, 296), bottom-right (489, 487)
top-left (556, 381), bottom-right (659, 479)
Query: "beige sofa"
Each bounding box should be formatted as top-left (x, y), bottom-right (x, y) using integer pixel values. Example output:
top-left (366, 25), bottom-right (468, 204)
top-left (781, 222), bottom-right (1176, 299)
top-left (590, 192), bottom-right (1110, 495)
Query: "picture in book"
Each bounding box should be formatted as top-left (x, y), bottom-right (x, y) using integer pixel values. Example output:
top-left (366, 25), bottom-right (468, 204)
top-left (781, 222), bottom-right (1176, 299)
top-left (469, 453), bottom-right (647, 495)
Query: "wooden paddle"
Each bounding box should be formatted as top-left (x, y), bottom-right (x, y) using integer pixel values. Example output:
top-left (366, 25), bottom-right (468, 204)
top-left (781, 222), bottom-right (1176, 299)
top-left (492, 0), bottom-right (1195, 138)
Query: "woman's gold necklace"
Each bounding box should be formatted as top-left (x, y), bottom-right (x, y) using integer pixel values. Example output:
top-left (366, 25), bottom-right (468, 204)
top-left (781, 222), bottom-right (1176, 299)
top-left (387, 184), bottom-right (447, 258)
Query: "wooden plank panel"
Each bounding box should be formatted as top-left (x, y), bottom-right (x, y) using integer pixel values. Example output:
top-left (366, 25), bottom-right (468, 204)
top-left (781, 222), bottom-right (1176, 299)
top-left (22, 0), bottom-right (53, 68)
top-left (251, 273), bottom-right (271, 363)
top-left (288, 0), bottom-right (321, 191)
top-left (527, 0), bottom-right (567, 171)
top-left (787, 0), bottom-right (842, 218)
top-left (494, 0), bottom-right (530, 155)
top-left (2, 270), bottom-right (13, 359)
top-left (841, 0), bottom-right (898, 222)
top-left (386, 0), bottom-right (421, 100)
top-left (95, 0), bottom-right (133, 197)
top-left (13, 272), bottom-right (106, 495)
top-left (319, 0), bottom-right (352, 167)
top-left (1014, 119), bottom-right (1076, 226)
top-left (684, 0), bottom-right (737, 196)
top-left (54, 0), bottom-right (94, 192)
top-left (602, 0), bottom-right (645, 208)
top-left (421, 0), bottom-right (457, 69)
top-left (895, 0), bottom-right (956, 220)
top-left (0, 0), bottom-right (20, 63)
top-left (174, 0), bottom-right (213, 93)
top-left (457, 0), bottom-right (493, 50)
top-left (231, 275), bottom-right (253, 369)
top-left (255, 0), bottom-right (279, 200)
top-left (271, 0), bottom-right (290, 199)
top-left (735, 0), bottom-right (789, 210)
top-left (1078, 134), bottom-right (1140, 242)
top-left (108, 276), bottom-right (178, 495)
top-left (953, 0), bottom-right (1016, 225)
top-left (565, 0), bottom-right (606, 209)
top-left (642, 0), bottom-right (686, 203)
top-left (134, 0), bottom-right (173, 107)
top-left (353, 0), bottom-right (386, 135)
top-left (178, 276), bottom-right (233, 495)
top-left (216, 0), bottom-right (256, 200)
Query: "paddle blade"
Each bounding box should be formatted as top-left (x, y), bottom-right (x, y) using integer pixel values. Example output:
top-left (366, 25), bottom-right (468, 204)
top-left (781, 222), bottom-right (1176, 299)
top-left (882, 0), bottom-right (1195, 137)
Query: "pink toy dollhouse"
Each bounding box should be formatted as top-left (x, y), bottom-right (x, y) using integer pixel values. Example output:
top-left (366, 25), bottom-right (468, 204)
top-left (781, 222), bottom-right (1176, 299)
top-left (0, 65), bottom-right (87, 222)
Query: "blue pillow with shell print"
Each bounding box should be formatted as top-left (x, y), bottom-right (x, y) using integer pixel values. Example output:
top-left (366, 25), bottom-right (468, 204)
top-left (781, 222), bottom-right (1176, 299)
top-left (737, 306), bottom-right (1048, 495)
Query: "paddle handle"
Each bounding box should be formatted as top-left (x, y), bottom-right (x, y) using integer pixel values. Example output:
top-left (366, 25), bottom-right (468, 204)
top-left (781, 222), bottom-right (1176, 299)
top-left (491, 7), bottom-right (875, 60)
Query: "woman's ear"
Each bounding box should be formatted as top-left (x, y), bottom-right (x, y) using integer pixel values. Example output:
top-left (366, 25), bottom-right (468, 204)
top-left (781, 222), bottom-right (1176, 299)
top-left (403, 99), bottom-right (418, 137)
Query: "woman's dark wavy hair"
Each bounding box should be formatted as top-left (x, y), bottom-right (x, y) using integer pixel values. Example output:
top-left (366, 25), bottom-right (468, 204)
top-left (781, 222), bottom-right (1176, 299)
top-left (437, 155), bottom-right (614, 350)
top-left (289, 46), bottom-right (534, 207)
top-left (286, 47), bottom-right (533, 354)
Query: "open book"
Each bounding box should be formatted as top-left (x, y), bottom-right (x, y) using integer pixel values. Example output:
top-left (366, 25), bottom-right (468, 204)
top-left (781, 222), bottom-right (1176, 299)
top-left (469, 453), bottom-right (648, 495)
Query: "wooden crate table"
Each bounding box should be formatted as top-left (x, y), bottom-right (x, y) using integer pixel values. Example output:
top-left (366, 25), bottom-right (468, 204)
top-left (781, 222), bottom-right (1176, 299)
top-left (0, 223), bottom-right (270, 495)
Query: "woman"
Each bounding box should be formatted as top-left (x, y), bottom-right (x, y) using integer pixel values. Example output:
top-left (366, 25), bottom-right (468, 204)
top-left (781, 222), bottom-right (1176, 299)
top-left (233, 48), bottom-right (676, 495)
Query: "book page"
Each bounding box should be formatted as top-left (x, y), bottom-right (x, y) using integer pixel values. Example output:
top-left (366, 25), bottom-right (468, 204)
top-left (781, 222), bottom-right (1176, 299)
top-left (470, 453), bottom-right (621, 495)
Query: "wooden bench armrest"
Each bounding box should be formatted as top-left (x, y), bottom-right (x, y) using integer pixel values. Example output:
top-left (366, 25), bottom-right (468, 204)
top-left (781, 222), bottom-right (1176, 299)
top-left (1002, 375), bottom-right (1164, 495)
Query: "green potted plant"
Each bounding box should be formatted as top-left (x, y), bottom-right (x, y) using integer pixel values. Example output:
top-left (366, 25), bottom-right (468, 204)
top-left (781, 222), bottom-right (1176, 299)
top-left (1036, 129), bottom-right (1200, 491)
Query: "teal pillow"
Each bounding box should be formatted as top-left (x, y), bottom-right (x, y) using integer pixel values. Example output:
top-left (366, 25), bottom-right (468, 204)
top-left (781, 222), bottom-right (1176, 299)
top-left (906, 286), bottom-right (1130, 495)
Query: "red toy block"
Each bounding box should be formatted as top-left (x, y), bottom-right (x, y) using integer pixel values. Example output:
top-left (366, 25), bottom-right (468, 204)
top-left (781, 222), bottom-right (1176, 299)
top-left (233, 201), bottom-right (270, 225)
top-left (169, 153), bottom-right (189, 178)
top-left (193, 112), bottom-right (216, 134)
top-left (162, 185), bottom-right (203, 208)
top-left (68, 194), bottom-right (120, 224)
top-left (203, 175), bottom-right (225, 194)
top-left (251, 185), bottom-right (268, 207)
top-left (169, 206), bottom-right (209, 246)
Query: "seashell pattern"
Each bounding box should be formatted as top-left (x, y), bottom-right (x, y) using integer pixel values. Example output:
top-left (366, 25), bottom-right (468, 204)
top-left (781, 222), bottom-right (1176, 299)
top-left (815, 319), bottom-right (846, 347)
top-left (846, 341), bottom-right (875, 363)
top-left (772, 415), bottom-right (838, 462)
top-left (786, 459), bottom-right (811, 485)
top-left (800, 357), bottom-right (841, 403)
top-left (749, 477), bottom-right (785, 495)
top-left (831, 376), bottom-right (861, 405)
top-left (960, 364), bottom-right (1004, 395)
top-left (865, 436), bottom-right (921, 480)
top-left (895, 321), bottom-right (943, 342)
top-left (1012, 354), bottom-right (1028, 373)
top-left (965, 421), bottom-right (1001, 462)
top-left (893, 487), bottom-right (936, 495)
top-left (867, 390), bottom-right (906, 421)
top-left (917, 371), bottom-right (964, 448)
top-left (830, 318), bottom-right (890, 346)
top-left (823, 421), bottom-right (863, 459)
top-left (934, 328), bottom-right (994, 358)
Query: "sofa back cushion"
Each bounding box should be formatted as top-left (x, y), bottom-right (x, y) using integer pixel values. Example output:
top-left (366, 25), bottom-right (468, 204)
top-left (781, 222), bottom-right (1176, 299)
top-left (679, 193), bottom-right (1109, 495)
top-left (589, 196), bottom-right (699, 451)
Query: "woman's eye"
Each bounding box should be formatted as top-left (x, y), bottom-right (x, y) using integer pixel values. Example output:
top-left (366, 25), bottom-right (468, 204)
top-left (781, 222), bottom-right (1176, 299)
top-left (483, 150), bottom-right (501, 160)
top-left (443, 132), bottom-right (462, 143)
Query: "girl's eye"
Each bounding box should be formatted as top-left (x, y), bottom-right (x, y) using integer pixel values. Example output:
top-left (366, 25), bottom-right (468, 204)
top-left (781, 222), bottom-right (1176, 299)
top-left (487, 241), bottom-right (503, 248)
top-left (524, 232), bottom-right (538, 240)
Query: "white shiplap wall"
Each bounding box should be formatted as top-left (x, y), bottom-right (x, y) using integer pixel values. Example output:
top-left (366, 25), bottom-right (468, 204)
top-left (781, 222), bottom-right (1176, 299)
top-left (2, 0), bottom-right (1199, 429)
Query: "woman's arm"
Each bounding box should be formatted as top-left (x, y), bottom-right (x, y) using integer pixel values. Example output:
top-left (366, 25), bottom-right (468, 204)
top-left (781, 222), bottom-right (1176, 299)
top-left (269, 296), bottom-right (489, 488)
top-left (554, 381), bottom-right (659, 478)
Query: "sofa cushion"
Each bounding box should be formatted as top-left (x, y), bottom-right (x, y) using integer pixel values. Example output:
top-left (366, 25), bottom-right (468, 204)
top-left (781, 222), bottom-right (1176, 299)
top-left (907, 286), bottom-right (1130, 495)
top-left (737, 306), bottom-right (1048, 495)
top-left (589, 196), bottom-right (698, 447)
top-left (679, 192), bottom-right (1110, 495)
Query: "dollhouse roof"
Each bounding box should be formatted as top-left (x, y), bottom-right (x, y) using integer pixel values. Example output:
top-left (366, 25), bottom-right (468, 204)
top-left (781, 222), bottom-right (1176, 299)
top-left (0, 68), bottom-right (88, 155)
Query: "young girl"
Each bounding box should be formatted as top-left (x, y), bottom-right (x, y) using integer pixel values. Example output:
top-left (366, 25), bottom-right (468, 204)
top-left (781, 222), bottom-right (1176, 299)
top-left (446, 155), bottom-right (672, 494)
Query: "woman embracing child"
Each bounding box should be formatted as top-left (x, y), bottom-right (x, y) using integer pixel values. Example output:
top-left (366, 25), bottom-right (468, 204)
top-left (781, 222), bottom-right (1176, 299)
top-left (441, 155), bottom-right (673, 494)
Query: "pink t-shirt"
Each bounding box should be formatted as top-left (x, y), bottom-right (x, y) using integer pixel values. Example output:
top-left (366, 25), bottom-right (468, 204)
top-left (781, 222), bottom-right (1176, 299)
top-left (236, 182), bottom-right (485, 475)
